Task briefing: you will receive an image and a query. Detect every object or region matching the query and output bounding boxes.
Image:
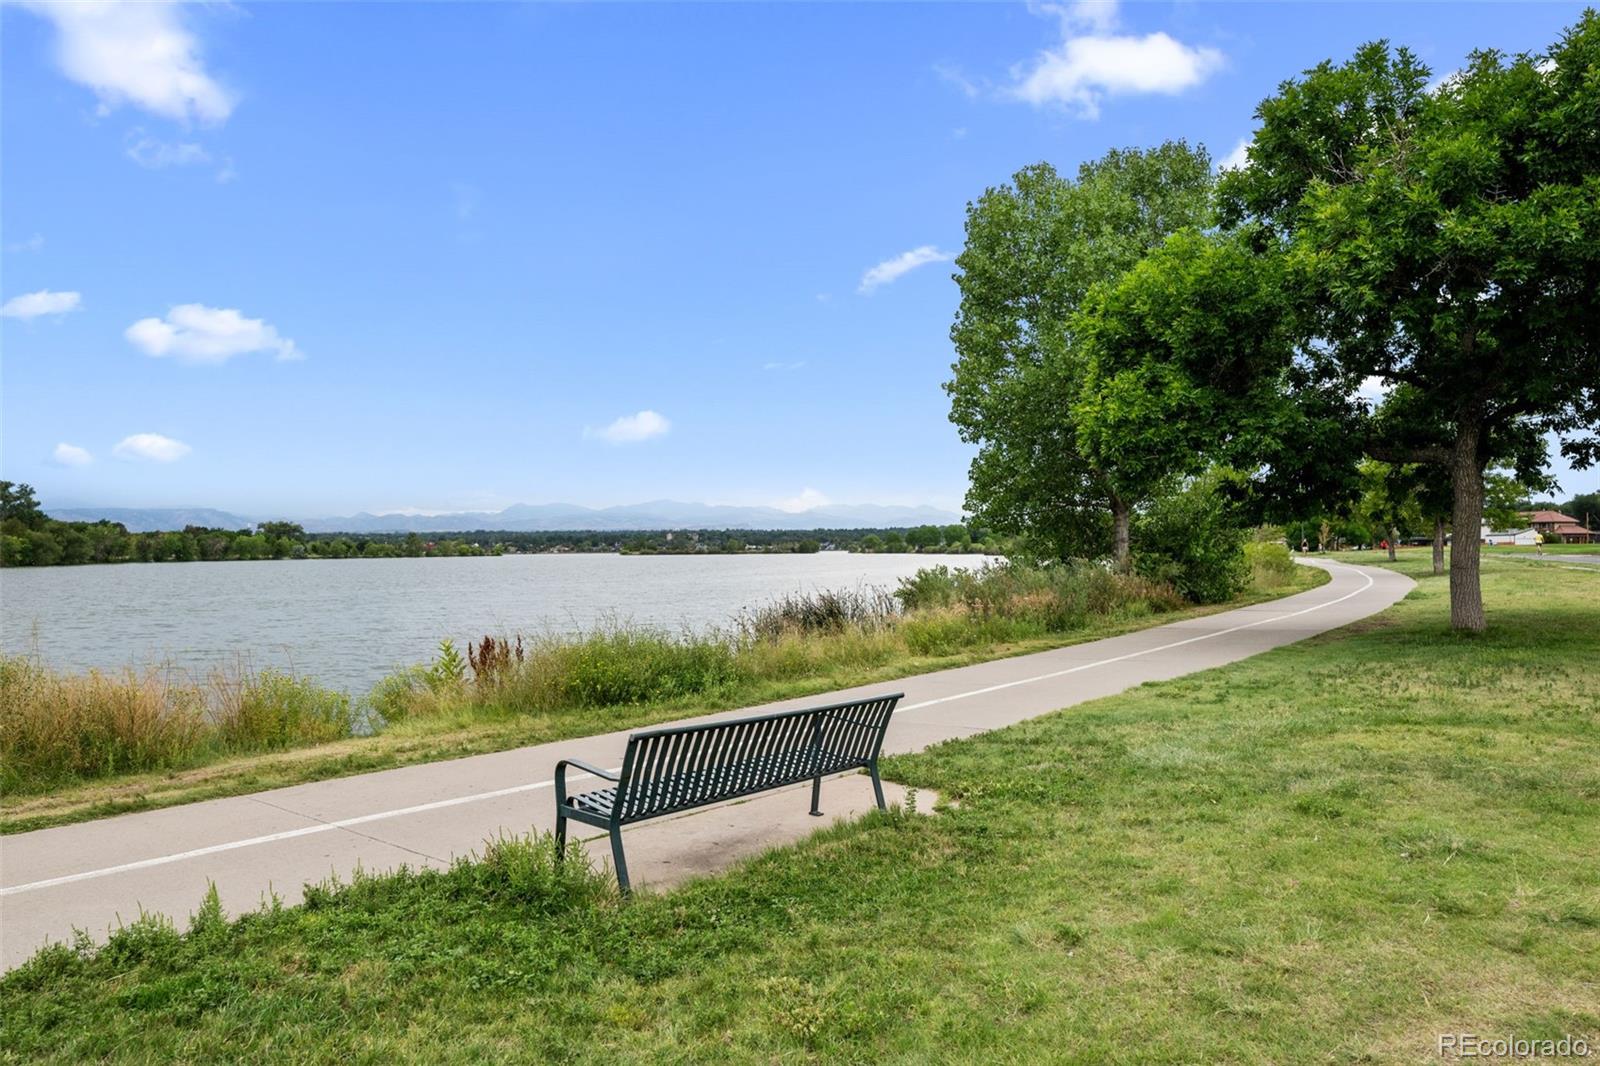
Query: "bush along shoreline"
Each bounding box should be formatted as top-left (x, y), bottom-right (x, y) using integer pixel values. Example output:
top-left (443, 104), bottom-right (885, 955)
top-left (1, 554), bottom-right (1314, 811)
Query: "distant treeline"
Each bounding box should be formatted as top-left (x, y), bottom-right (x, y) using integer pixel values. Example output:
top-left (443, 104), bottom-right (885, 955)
top-left (0, 483), bottom-right (994, 567)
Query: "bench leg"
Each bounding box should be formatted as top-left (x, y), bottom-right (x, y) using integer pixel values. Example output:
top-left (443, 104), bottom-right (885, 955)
top-left (609, 824), bottom-right (632, 897)
top-left (554, 813), bottom-right (568, 864)
top-left (869, 764), bottom-right (887, 811)
top-left (810, 773), bottom-right (823, 816)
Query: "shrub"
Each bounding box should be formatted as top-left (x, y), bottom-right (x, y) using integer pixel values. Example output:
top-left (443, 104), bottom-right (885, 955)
top-left (210, 669), bottom-right (358, 752)
top-left (555, 628), bottom-right (743, 707)
top-left (897, 560), bottom-right (1181, 626)
top-left (425, 639), bottom-right (468, 692)
top-left (1134, 472), bottom-right (1250, 604)
top-left (738, 587), bottom-right (898, 641)
top-left (894, 566), bottom-right (962, 611)
top-left (901, 610), bottom-right (990, 655)
top-left (1243, 540), bottom-right (1296, 590)
top-left (366, 665), bottom-right (437, 725)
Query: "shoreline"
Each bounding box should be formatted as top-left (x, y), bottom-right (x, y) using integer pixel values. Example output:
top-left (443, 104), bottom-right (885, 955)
top-left (1, 564), bottom-right (1327, 834)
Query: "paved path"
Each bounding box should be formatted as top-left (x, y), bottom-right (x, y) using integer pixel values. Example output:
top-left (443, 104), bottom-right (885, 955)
top-left (0, 560), bottom-right (1412, 971)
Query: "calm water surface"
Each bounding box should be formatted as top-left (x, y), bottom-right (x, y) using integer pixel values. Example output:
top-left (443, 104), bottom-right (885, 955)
top-left (0, 553), bottom-right (987, 693)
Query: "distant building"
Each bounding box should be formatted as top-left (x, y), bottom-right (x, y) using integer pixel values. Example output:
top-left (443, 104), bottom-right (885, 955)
top-left (1523, 510), bottom-right (1597, 544)
top-left (1481, 525), bottom-right (1539, 546)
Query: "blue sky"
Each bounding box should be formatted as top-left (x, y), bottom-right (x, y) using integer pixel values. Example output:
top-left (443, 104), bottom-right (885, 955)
top-left (3, 1), bottom-right (1593, 519)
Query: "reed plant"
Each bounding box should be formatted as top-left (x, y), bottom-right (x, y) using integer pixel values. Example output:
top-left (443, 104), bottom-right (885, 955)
top-left (735, 586), bottom-right (899, 641)
top-left (0, 657), bottom-right (207, 790)
top-left (0, 655), bottom-right (360, 793)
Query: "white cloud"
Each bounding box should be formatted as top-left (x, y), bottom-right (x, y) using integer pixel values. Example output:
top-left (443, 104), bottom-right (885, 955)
top-left (1218, 137), bottom-right (1251, 172)
top-left (775, 488), bottom-right (831, 513)
top-left (18, 0), bottom-right (233, 124)
top-left (858, 246), bottom-right (953, 294)
top-left (113, 432), bottom-right (191, 462)
top-left (585, 410), bottom-right (671, 444)
top-left (125, 129), bottom-right (210, 168)
top-left (1, 290), bottom-right (83, 319)
top-left (1010, 1), bottom-right (1224, 119)
top-left (125, 304), bottom-right (302, 364)
top-left (1357, 376), bottom-right (1393, 406)
top-left (6, 234), bottom-right (45, 253)
top-left (763, 360), bottom-right (806, 372)
top-left (1035, 0), bottom-right (1121, 34)
top-left (53, 442), bottom-right (93, 467)
top-left (934, 63), bottom-right (982, 99)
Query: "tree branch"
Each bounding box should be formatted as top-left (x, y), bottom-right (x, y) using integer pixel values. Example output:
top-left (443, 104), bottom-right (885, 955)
top-left (1363, 439), bottom-right (1452, 466)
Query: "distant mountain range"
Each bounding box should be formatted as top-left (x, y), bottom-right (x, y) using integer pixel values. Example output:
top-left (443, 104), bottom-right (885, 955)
top-left (47, 500), bottom-right (963, 534)
top-left (48, 507), bottom-right (261, 532)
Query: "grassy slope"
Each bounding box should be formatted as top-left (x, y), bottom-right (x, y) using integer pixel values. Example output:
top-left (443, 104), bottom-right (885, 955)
top-left (3, 554), bottom-right (1595, 1062)
top-left (1, 570), bottom-right (1324, 834)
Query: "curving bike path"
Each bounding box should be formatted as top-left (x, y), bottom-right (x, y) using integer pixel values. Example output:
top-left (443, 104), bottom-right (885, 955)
top-left (0, 559), bottom-right (1413, 971)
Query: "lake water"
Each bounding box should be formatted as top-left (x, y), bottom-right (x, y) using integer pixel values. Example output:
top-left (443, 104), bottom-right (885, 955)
top-left (0, 553), bottom-right (989, 693)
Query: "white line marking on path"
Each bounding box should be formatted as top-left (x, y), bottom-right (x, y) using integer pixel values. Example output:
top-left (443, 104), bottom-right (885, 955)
top-left (3, 564), bottom-right (1378, 898)
top-left (2, 772), bottom-right (619, 898)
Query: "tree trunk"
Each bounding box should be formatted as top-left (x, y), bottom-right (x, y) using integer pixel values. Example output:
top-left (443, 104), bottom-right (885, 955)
top-left (1448, 422), bottom-right (1486, 632)
top-left (1432, 516), bottom-right (1445, 576)
top-left (1387, 526), bottom-right (1398, 562)
top-left (1110, 495), bottom-right (1131, 570)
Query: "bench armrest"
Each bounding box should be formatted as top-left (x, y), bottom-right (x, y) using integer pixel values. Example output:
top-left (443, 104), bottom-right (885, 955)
top-left (555, 758), bottom-right (620, 805)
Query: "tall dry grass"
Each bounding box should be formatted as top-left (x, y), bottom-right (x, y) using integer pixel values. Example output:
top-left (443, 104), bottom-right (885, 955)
top-left (371, 561), bottom-right (1192, 725)
top-left (0, 656), bottom-right (358, 793)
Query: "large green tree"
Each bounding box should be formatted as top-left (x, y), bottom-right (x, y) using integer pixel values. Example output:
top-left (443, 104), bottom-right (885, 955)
top-left (1072, 228), bottom-right (1305, 538)
top-left (1221, 14), bottom-right (1600, 630)
top-left (947, 143), bottom-right (1214, 565)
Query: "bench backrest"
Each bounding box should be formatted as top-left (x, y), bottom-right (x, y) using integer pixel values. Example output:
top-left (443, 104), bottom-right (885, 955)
top-left (613, 693), bottom-right (902, 823)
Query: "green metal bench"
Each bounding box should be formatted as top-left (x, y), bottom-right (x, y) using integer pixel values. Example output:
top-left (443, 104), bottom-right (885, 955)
top-left (555, 692), bottom-right (903, 893)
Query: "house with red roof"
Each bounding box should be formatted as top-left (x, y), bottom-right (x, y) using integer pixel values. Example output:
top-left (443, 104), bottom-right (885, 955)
top-left (1523, 510), bottom-right (1597, 544)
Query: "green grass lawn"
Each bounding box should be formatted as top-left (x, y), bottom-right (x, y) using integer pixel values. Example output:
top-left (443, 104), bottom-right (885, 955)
top-left (3, 555), bottom-right (1595, 1062)
top-left (1485, 543), bottom-right (1600, 555)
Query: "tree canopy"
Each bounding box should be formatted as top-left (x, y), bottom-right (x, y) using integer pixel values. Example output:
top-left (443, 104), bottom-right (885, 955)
top-left (1220, 13), bottom-right (1600, 628)
top-left (947, 142), bottom-right (1216, 565)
